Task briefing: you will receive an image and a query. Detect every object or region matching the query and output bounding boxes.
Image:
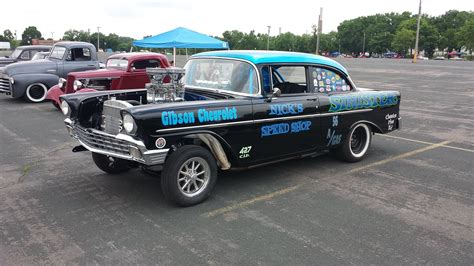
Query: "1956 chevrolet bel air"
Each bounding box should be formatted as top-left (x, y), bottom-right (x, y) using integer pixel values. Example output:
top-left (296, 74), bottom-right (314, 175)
top-left (59, 51), bottom-right (401, 206)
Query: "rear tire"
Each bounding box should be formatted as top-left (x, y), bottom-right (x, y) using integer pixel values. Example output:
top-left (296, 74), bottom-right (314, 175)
top-left (24, 83), bottom-right (48, 103)
top-left (335, 123), bottom-right (372, 162)
top-left (161, 145), bottom-right (217, 206)
top-left (92, 152), bottom-right (131, 174)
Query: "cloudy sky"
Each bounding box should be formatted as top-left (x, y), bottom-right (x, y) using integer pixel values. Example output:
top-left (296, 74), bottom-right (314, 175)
top-left (2, 0), bottom-right (473, 40)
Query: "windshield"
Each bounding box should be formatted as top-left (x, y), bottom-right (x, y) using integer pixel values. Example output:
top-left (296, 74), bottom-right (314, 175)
top-left (106, 58), bottom-right (128, 70)
top-left (10, 48), bottom-right (22, 59)
top-left (184, 58), bottom-right (259, 95)
top-left (49, 46), bottom-right (66, 60)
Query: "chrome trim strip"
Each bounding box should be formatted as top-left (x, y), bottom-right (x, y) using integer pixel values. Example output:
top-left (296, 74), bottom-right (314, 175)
top-left (155, 109), bottom-right (373, 133)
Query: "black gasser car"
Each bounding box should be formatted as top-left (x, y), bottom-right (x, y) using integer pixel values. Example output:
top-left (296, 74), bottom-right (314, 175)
top-left (60, 51), bottom-right (401, 206)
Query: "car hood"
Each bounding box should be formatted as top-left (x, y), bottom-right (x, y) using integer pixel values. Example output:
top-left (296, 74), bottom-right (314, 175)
top-left (4, 59), bottom-right (56, 75)
top-left (69, 68), bottom-right (126, 79)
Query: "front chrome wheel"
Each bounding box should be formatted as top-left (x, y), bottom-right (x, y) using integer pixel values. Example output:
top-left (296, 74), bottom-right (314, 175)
top-left (161, 145), bottom-right (217, 206)
top-left (177, 157), bottom-right (210, 197)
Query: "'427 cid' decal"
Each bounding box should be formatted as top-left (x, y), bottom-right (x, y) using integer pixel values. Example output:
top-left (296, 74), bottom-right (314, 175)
top-left (239, 146), bottom-right (252, 159)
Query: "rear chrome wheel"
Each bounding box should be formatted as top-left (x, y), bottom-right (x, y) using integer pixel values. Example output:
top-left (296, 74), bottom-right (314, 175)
top-left (335, 123), bottom-right (372, 162)
top-left (25, 83), bottom-right (48, 103)
top-left (162, 145), bottom-right (217, 206)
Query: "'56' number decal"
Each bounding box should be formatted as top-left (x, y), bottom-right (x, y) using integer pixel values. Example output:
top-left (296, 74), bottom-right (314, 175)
top-left (239, 146), bottom-right (252, 158)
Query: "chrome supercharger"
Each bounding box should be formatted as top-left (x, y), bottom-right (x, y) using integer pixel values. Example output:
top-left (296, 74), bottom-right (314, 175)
top-left (145, 67), bottom-right (186, 103)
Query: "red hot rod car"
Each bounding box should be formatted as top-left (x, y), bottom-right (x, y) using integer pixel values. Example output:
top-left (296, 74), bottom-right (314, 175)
top-left (46, 52), bottom-right (171, 108)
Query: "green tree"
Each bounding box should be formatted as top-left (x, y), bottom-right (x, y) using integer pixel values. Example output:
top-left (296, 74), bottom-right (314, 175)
top-left (458, 17), bottom-right (474, 54)
top-left (398, 17), bottom-right (440, 58)
top-left (391, 28), bottom-right (415, 56)
top-left (21, 26), bottom-right (42, 45)
top-left (432, 10), bottom-right (474, 51)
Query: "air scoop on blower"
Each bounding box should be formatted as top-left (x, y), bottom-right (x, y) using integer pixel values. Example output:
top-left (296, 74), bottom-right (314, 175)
top-left (145, 67), bottom-right (186, 103)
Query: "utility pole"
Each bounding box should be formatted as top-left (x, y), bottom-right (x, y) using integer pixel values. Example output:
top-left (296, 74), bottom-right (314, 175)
top-left (316, 7), bottom-right (323, 55)
top-left (51, 32), bottom-right (54, 40)
top-left (266, 26), bottom-right (271, 50)
top-left (88, 28), bottom-right (91, 42)
top-left (279, 27), bottom-right (282, 35)
top-left (362, 32), bottom-right (366, 56)
top-left (413, 0), bottom-right (422, 63)
top-left (97, 27), bottom-right (101, 51)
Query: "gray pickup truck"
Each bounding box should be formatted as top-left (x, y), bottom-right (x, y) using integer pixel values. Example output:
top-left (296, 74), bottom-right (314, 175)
top-left (0, 41), bottom-right (99, 102)
top-left (0, 45), bottom-right (52, 67)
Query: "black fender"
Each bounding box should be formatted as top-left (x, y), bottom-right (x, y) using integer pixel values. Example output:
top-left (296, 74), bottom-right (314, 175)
top-left (10, 73), bottom-right (59, 98)
top-left (164, 129), bottom-right (239, 166)
top-left (350, 119), bottom-right (383, 134)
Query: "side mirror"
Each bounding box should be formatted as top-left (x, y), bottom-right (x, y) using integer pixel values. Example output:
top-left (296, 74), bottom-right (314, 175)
top-left (272, 87), bottom-right (281, 97)
top-left (266, 87), bottom-right (281, 102)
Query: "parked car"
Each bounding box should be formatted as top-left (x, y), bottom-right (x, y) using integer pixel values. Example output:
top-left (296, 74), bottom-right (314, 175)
top-left (0, 41), bottom-right (99, 102)
top-left (0, 45), bottom-right (51, 67)
top-left (59, 51), bottom-right (401, 206)
top-left (31, 51), bottom-right (49, 60)
top-left (46, 52), bottom-right (171, 108)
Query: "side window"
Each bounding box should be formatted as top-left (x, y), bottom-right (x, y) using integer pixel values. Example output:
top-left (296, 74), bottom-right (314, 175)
top-left (312, 67), bottom-right (351, 93)
top-left (30, 50), bottom-right (40, 57)
top-left (68, 48), bottom-right (92, 61)
top-left (273, 66), bottom-right (308, 94)
top-left (132, 59), bottom-right (162, 69)
top-left (20, 51), bottom-right (30, 60)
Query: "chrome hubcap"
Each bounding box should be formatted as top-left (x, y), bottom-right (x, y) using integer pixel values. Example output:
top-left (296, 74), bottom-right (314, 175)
top-left (177, 157), bottom-right (210, 197)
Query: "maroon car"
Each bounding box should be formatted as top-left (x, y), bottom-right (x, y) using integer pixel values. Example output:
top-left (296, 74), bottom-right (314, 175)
top-left (46, 52), bottom-right (171, 108)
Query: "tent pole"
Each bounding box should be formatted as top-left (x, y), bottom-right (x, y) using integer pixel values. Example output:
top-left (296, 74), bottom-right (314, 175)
top-left (173, 47), bottom-right (176, 67)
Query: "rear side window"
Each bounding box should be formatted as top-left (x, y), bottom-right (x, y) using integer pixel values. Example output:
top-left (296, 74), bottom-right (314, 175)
top-left (312, 67), bottom-right (351, 93)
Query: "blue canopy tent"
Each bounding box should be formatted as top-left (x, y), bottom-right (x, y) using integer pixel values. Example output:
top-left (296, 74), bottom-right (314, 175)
top-left (133, 27), bottom-right (229, 66)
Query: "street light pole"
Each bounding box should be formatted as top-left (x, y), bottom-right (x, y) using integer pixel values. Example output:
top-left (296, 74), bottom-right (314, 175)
top-left (362, 32), bottom-right (366, 56)
top-left (316, 7), bottom-right (323, 55)
top-left (97, 27), bottom-right (101, 52)
top-left (413, 0), bottom-right (422, 63)
top-left (266, 26), bottom-right (271, 50)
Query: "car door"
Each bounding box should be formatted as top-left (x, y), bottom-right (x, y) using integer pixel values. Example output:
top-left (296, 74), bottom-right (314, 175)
top-left (61, 47), bottom-right (97, 77)
top-left (251, 65), bottom-right (321, 162)
top-left (311, 66), bottom-right (355, 149)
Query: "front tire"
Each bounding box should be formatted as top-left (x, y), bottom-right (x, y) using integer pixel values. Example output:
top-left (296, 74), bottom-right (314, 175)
top-left (24, 83), bottom-right (48, 103)
top-left (335, 123), bottom-right (372, 162)
top-left (161, 145), bottom-right (217, 206)
top-left (92, 152), bottom-right (131, 174)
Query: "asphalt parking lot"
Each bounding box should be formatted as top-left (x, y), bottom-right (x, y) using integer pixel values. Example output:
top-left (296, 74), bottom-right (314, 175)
top-left (0, 58), bottom-right (473, 264)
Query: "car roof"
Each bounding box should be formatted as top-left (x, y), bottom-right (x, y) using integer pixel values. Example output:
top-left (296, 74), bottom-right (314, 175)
top-left (53, 41), bottom-right (95, 48)
top-left (191, 50), bottom-right (348, 75)
top-left (17, 45), bottom-right (52, 50)
top-left (108, 52), bottom-right (168, 61)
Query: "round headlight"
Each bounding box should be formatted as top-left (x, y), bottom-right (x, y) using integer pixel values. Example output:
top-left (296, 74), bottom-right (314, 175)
top-left (60, 101), bottom-right (70, 116)
top-left (73, 80), bottom-right (83, 91)
top-left (58, 78), bottom-right (66, 88)
top-left (9, 77), bottom-right (14, 84)
top-left (123, 113), bottom-right (136, 134)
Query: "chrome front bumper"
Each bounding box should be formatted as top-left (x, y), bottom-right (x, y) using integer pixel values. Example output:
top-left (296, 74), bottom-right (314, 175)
top-left (65, 118), bottom-right (169, 165)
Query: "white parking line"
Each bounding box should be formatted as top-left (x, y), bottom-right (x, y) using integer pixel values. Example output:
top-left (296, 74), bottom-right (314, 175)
top-left (381, 134), bottom-right (474, 153)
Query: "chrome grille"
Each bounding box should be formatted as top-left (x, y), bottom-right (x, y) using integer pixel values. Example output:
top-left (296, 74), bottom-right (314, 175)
top-left (75, 125), bottom-right (130, 156)
top-left (101, 99), bottom-right (133, 135)
top-left (0, 76), bottom-right (10, 93)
